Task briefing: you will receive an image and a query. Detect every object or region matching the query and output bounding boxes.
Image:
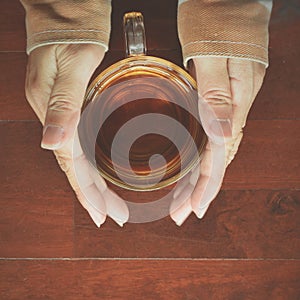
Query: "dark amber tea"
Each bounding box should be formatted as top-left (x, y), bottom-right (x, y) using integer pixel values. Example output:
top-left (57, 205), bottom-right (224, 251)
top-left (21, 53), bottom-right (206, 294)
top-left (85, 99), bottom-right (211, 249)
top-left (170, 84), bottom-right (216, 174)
top-left (78, 59), bottom-right (206, 191)
top-left (77, 12), bottom-right (206, 191)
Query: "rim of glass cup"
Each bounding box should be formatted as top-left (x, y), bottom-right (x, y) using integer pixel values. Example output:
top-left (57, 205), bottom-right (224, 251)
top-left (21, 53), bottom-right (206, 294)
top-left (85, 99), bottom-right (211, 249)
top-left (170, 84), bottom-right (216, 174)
top-left (80, 55), bottom-right (207, 191)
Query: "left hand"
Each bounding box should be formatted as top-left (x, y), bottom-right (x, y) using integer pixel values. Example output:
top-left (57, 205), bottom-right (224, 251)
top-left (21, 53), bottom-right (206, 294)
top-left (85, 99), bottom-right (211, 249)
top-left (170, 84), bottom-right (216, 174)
top-left (25, 44), bottom-right (129, 227)
top-left (170, 57), bottom-right (266, 225)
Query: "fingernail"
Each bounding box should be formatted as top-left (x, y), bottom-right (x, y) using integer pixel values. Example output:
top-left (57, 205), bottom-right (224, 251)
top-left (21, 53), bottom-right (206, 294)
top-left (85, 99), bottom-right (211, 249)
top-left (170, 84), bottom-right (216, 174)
top-left (210, 119), bottom-right (232, 142)
top-left (89, 210), bottom-right (106, 228)
top-left (103, 190), bottom-right (129, 225)
top-left (175, 209), bottom-right (191, 226)
top-left (114, 219), bottom-right (124, 227)
top-left (170, 200), bottom-right (193, 226)
top-left (41, 124), bottom-right (64, 150)
top-left (194, 204), bottom-right (209, 219)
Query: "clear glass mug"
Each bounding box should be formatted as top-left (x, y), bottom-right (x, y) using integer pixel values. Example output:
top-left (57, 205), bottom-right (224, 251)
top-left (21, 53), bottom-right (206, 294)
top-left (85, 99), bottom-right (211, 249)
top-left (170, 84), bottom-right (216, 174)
top-left (78, 12), bottom-right (207, 191)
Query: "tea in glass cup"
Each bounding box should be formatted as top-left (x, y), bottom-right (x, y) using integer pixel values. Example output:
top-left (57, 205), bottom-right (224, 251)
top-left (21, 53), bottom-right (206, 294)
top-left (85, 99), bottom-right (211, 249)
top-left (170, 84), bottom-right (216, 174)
top-left (78, 12), bottom-right (207, 191)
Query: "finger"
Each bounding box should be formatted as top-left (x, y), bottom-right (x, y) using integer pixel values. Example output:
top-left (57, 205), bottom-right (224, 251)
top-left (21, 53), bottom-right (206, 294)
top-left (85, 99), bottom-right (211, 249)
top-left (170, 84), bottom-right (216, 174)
top-left (70, 184), bottom-right (105, 228)
top-left (172, 174), bottom-right (191, 200)
top-left (170, 197), bottom-right (193, 226)
top-left (73, 131), bottom-right (111, 226)
top-left (228, 59), bottom-right (255, 137)
top-left (228, 59), bottom-right (266, 137)
top-left (172, 181), bottom-right (195, 214)
top-left (25, 46), bottom-right (57, 122)
top-left (252, 61), bottom-right (266, 97)
top-left (42, 44), bottom-right (104, 150)
top-left (193, 57), bottom-right (232, 144)
top-left (71, 138), bottom-right (107, 218)
top-left (191, 140), bottom-right (226, 217)
top-left (170, 164), bottom-right (200, 225)
top-left (195, 202), bottom-right (210, 220)
top-left (54, 150), bottom-right (107, 227)
top-left (74, 155), bottom-right (107, 213)
top-left (224, 59), bottom-right (265, 167)
top-left (102, 189), bottom-right (129, 227)
top-left (226, 131), bottom-right (243, 167)
top-left (56, 134), bottom-right (107, 218)
top-left (73, 131), bottom-right (107, 193)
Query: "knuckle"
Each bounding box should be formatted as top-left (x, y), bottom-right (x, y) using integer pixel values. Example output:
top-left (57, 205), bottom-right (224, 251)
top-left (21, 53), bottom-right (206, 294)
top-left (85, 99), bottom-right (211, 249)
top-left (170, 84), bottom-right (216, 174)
top-left (48, 95), bottom-right (81, 112)
top-left (202, 90), bottom-right (232, 106)
top-left (57, 44), bottom-right (103, 66)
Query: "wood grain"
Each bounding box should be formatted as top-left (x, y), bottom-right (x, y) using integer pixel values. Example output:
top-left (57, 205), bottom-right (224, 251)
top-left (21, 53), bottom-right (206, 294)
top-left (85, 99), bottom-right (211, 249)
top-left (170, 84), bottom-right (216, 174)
top-left (224, 120), bottom-right (300, 190)
top-left (0, 122), bottom-right (73, 257)
top-left (0, 260), bottom-right (299, 300)
top-left (0, 1), bottom-right (26, 51)
top-left (248, 9), bottom-right (300, 120)
top-left (74, 189), bottom-right (299, 259)
top-left (0, 0), bottom-right (299, 298)
top-left (0, 53), bottom-right (35, 121)
top-left (1, 122), bottom-right (299, 258)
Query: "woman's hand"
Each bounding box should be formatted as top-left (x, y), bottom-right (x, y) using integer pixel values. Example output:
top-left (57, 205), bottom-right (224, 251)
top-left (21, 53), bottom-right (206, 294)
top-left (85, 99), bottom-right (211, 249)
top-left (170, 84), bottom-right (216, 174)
top-left (25, 44), bottom-right (129, 227)
top-left (170, 57), bottom-right (266, 225)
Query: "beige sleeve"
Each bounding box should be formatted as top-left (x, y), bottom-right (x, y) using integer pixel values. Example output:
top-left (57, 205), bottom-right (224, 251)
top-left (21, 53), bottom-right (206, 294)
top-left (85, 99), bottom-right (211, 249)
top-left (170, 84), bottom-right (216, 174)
top-left (20, 0), bottom-right (112, 54)
top-left (177, 0), bottom-right (272, 67)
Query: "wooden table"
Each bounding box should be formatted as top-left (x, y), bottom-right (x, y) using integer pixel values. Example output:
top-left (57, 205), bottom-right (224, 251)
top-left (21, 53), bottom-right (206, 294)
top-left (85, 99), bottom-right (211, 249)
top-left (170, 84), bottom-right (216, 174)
top-left (0, 0), bottom-right (299, 299)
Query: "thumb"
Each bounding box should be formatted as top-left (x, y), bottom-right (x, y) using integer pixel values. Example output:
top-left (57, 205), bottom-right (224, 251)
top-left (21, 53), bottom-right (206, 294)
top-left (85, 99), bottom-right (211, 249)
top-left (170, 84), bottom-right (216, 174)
top-left (193, 57), bottom-right (233, 144)
top-left (41, 44), bottom-right (104, 150)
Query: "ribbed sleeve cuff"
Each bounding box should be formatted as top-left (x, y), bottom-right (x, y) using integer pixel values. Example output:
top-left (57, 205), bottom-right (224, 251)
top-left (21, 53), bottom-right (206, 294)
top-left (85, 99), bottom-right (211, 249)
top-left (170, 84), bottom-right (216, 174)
top-left (21, 0), bottom-right (112, 54)
top-left (178, 0), bottom-right (272, 68)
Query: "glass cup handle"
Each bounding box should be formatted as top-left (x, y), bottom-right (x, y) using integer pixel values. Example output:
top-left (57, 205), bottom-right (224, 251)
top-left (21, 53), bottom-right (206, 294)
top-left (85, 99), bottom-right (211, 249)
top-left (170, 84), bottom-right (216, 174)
top-left (123, 12), bottom-right (147, 57)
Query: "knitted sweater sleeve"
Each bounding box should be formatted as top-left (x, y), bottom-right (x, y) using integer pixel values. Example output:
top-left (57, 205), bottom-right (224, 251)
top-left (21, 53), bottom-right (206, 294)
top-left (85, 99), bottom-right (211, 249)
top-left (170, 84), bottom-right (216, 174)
top-left (20, 0), bottom-right (112, 54)
top-left (177, 0), bottom-right (273, 67)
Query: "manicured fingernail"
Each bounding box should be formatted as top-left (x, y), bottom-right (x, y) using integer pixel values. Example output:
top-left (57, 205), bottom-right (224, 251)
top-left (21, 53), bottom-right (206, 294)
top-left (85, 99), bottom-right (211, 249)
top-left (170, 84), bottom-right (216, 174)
top-left (89, 210), bottom-right (106, 228)
top-left (174, 208), bottom-right (192, 226)
top-left (170, 183), bottom-right (194, 226)
top-left (103, 190), bottom-right (129, 225)
top-left (41, 124), bottom-right (64, 150)
top-left (194, 204), bottom-right (209, 219)
top-left (114, 219), bottom-right (124, 227)
top-left (210, 119), bottom-right (231, 142)
top-left (170, 200), bottom-right (193, 226)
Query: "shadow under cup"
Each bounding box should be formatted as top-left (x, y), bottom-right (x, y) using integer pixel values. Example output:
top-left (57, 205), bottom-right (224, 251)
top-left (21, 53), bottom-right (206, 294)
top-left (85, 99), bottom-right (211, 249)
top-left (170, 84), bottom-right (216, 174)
top-left (78, 56), bottom-right (207, 191)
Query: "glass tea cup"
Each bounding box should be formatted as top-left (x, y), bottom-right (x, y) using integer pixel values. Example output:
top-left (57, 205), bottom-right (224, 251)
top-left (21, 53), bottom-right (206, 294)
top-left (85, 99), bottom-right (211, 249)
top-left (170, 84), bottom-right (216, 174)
top-left (78, 12), bottom-right (207, 191)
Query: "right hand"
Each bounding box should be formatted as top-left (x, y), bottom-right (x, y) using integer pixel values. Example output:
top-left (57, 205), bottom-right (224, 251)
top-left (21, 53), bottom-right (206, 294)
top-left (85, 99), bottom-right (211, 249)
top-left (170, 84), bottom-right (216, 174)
top-left (170, 57), bottom-right (266, 225)
top-left (25, 44), bottom-right (129, 227)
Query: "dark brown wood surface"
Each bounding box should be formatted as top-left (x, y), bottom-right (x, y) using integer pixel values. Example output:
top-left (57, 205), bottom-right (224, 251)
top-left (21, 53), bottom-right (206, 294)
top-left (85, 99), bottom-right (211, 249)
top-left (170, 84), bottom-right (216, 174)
top-left (1, 260), bottom-right (299, 300)
top-left (0, 0), bottom-right (299, 299)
